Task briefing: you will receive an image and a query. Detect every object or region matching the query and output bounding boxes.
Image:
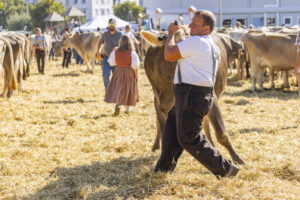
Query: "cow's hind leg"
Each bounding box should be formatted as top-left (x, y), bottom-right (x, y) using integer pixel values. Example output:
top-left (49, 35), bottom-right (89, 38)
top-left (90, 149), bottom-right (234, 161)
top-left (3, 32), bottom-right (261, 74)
top-left (152, 96), bottom-right (167, 151)
top-left (202, 116), bottom-right (215, 146)
top-left (208, 96), bottom-right (245, 165)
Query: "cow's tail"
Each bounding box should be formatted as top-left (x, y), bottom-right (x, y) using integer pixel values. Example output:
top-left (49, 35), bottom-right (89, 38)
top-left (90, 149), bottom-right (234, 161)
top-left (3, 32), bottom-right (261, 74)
top-left (0, 36), bottom-right (18, 90)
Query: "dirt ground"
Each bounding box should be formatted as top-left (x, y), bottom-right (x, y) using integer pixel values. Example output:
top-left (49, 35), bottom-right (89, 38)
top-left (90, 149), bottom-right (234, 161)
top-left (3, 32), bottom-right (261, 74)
top-left (0, 59), bottom-right (299, 200)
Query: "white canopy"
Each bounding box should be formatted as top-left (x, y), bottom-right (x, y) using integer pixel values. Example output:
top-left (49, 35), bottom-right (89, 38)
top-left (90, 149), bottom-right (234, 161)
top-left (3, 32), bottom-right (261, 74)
top-left (75, 15), bottom-right (130, 32)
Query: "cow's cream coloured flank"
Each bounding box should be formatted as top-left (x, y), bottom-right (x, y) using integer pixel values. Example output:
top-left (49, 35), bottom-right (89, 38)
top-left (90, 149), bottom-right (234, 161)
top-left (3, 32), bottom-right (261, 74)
top-left (61, 32), bottom-right (101, 74)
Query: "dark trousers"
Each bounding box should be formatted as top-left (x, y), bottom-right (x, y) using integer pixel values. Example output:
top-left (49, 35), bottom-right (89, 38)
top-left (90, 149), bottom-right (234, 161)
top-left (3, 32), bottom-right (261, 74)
top-left (102, 55), bottom-right (116, 89)
top-left (49, 48), bottom-right (55, 60)
top-left (62, 48), bottom-right (72, 68)
top-left (36, 49), bottom-right (45, 74)
top-left (73, 49), bottom-right (83, 64)
top-left (155, 83), bottom-right (231, 177)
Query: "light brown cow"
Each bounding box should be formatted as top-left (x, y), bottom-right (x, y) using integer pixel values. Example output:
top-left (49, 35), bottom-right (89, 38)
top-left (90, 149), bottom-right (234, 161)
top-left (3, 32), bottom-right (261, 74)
top-left (141, 30), bottom-right (245, 164)
top-left (61, 32), bottom-right (101, 73)
top-left (243, 32), bottom-right (297, 91)
top-left (1, 33), bottom-right (28, 92)
top-left (0, 35), bottom-right (18, 97)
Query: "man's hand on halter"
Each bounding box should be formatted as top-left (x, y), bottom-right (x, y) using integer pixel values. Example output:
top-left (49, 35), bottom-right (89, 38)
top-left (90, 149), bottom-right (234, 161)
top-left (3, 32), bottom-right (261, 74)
top-left (168, 22), bottom-right (180, 36)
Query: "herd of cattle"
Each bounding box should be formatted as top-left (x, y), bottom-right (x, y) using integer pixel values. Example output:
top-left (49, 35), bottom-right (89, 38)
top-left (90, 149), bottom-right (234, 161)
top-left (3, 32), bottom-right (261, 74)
top-left (0, 26), bottom-right (298, 99)
top-left (0, 26), bottom-right (298, 161)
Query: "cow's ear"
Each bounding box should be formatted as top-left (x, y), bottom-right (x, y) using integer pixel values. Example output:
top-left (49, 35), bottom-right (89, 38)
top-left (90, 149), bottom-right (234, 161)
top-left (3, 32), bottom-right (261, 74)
top-left (140, 30), bottom-right (164, 46)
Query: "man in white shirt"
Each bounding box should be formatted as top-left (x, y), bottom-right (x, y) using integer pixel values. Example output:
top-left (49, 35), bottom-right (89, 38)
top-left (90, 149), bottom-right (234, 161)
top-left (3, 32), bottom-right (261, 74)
top-left (33, 28), bottom-right (46, 74)
top-left (154, 10), bottom-right (239, 178)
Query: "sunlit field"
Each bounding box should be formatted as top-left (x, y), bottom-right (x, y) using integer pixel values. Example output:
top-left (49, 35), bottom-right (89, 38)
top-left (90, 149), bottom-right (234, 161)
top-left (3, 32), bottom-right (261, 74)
top-left (0, 58), bottom-right (299, 200)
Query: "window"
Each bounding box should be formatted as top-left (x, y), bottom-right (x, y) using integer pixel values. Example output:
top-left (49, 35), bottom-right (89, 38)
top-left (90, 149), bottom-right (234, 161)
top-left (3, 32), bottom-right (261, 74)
top-left (101, 9), bottom-right (105, 15)
top-left (101, 0), bottom-right (104, 5)
top-left (267, 17), bottom-right (275, 26)
top-left (107, 9), bottom-right (110, 15)
top-left (73, 0), bottom-right (78, 4)
top-left (298, 17), bottom-right (300, 25)
top-left (283, 17), bottom-right (292, 25)
top-left (223, 19), bottom-right (232, 27)
top-left (82, 0), bottom-right (86, 4)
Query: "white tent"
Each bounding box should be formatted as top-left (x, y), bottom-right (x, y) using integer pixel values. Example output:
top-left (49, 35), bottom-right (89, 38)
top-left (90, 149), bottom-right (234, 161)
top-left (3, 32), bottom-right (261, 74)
top-left (75, 15), bottom-right (130, 32)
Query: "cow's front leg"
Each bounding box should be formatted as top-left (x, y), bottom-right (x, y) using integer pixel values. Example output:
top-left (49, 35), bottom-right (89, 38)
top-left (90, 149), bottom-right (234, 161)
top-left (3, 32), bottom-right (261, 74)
top-left (208, 96), bottom-right (245, 165)
top-left (91, 57), bottom-right (95, 74)
top-left (251, 70), bottom-right (257, 92)
top-left (282, 71), bottom-right (290, 88)
top-left (257, 67), bottom-right (264, 91)
top-left (85, 59), bottom-right (91, 73)
top-left (269, 69), bottom-right (275, 89)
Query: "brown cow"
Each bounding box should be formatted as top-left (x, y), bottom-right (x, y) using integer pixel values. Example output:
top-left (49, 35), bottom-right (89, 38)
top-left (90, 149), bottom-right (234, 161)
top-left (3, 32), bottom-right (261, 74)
top-left (141, 30), bottom-right (245, 164)
top-left (0, 35), bottom-right (18, 97)
top-left (243, 32), bottom-right (297, 91)
top-left (2, 34), bottom-right (27, 92)
top-left (61, 32), bottom-right (101, 73)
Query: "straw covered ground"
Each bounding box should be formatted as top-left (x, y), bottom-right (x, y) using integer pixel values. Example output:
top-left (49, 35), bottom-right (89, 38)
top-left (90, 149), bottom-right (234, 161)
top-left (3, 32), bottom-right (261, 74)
top-left (0, 59), bottom-right (299, 200)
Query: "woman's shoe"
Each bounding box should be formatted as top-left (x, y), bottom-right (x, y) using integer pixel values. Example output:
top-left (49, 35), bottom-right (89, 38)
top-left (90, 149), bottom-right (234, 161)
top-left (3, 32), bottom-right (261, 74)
top-left (113, 106), bottom-right (120, 116)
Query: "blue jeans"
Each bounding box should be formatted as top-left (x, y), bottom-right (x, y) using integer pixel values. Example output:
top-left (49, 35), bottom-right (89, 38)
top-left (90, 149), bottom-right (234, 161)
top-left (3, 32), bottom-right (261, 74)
top-left (102, 55), bottom-right (115, 89)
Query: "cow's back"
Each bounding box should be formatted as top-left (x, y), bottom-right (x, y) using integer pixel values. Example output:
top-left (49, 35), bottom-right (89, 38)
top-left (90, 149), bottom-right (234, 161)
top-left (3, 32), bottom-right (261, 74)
top-left (245, 32), bottom-right (297, 70)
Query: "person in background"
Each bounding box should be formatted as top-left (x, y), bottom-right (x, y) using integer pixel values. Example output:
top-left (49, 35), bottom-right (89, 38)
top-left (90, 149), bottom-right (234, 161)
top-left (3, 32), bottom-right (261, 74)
top-left (124, 25), bottom-right (139, 45)
top-left (98, 18), bottom-right (123, 89)
top-left (62, 28), bottom-right (72, 68)
top-left (105, 35), bottom-right (140, 116)
top-left (234, 21), bottom-right (241, 29)
top-left (73, 48), bottom-right (83, 65)
top-left (33, 28), bottom-right (46, 74)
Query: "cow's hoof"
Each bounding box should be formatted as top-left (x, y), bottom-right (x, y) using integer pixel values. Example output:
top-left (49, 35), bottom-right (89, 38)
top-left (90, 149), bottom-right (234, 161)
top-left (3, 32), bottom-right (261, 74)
top-left (232, 155), bottom-right (246, 165)
top-left (151, 144), bottom-right (160, 152)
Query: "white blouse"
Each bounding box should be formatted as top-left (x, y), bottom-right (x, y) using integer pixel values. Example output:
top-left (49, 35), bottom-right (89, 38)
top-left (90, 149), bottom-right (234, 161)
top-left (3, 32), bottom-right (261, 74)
top-left (108, 50), bottom-right (140, 69)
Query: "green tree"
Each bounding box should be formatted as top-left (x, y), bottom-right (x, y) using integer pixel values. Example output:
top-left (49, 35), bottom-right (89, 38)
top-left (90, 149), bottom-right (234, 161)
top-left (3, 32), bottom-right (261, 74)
top-left (29, 0), bottom-right (66, 30)
top-left (0, 0), bottom-right (26, 28)
top-left (7, 13), bottom-right (33, 31)
top-left (113, 1), bottom-right (143, 23)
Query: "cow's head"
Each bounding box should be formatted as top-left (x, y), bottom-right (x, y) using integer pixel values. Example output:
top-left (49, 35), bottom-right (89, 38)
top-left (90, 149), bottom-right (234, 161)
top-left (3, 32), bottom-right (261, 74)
top-left (141, 26), bottom-right (189, 47)
top-left (61, 32), bottom-right (73, 48)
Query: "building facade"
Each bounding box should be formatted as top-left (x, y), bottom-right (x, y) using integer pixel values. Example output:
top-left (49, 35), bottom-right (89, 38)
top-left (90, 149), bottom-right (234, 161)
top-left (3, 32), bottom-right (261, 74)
top-left (64, 0), bottom-right (113, 21)
top-left (142, 0), bottom-right (300, 29)
top-left (113, 0), bottom-right (139, 5)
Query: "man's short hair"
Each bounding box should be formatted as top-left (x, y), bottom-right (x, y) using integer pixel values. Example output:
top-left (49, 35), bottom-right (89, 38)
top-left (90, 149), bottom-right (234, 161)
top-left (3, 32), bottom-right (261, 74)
top-left (125, 25), bottom-right (130, 29)
top-left (195, 10), bottom-right (216, 33)
top-left (109, 18), bottom-right (116, 24)
top-left (36, 28), bottom-right (41, 32)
